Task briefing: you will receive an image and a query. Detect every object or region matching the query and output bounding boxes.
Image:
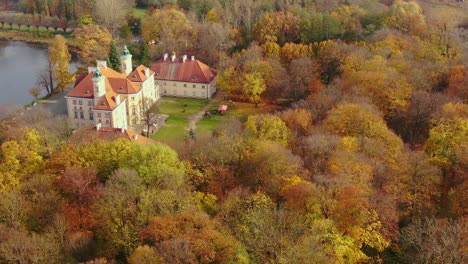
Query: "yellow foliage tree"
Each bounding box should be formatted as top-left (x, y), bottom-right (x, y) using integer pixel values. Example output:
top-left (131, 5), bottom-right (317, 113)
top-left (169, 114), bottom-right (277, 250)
top-left (74, 24), bottom-right (112, 65)
top-left (49, 35), bottom-right (73, 93)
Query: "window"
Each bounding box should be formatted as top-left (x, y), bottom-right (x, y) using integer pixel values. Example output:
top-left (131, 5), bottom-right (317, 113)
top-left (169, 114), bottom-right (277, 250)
top-left (89, 112), bottom-right (94, 120)
top-left (80, 112), bottom-right (84, 119)
top-left (163, 89), bottom-right (167, 94)
top-left (105, 113), bottom-right (110, 118)
top-left (79, 100), bottom-right (83, 105)
top-left (132, 107), bottom-right (136, 114)
top-left (202, 85), bottom-right (205, 89)
top-left (184, 84), bottom-right (187, 87)
top-left (193, 85), bottom-right (196, 88)
top-left (73, 100), bottom-right (76, 105)
top-left (74, 111), bottom-right (78, 119)
top-left (106, 120), bottom-right (109, 124)
top-left (131, 97), bottom-right (135, 101)
top-left (88, 101), bottom-right (92, 106)
top-left (98, 113), bottom-right (101, 118)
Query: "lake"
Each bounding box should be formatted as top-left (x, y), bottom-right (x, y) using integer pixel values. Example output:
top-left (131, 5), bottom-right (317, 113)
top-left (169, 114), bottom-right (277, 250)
top-left (0, 41), bottom-right (78, 106)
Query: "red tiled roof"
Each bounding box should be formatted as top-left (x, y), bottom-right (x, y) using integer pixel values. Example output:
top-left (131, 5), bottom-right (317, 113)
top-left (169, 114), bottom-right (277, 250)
top-left (128, 65), bottom-right (154, 83)
top-left (108, 77), bottom-right (141, 94)
top-left (93, 94), bottom-right (124, 111)
top-left (150, 57), bottom-right (217, 84)
top-left (67, 73), bottom-right (95, 98)
top-left (67, 65), bottom-right (142, 99)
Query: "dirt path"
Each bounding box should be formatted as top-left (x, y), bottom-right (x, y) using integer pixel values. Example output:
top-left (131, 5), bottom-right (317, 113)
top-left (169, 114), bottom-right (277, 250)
top-left (188, 91), bottom-right (224, 129)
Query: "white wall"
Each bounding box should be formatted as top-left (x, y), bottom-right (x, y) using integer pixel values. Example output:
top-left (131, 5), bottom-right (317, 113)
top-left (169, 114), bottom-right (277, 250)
top-left (157, 80), bottom-right (214, 99)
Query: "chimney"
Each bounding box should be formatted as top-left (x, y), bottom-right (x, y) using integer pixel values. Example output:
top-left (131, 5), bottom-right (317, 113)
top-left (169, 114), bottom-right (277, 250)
top-left (163, 53), bottom-right (168, 61)
top-left (171, 52), bottom-right (176, 62)
top-left (191, 55), bottom-right (195, 61)
top-left (182, 54), bottom-right (187, 63)
top-left (115, 95), bottom-right (120, 105)
top-left (96, 123), bottom-right (102, 131)
top-left (96, 60), bottom-right (107, 68)
top-left (88, 66), bottom-right (96, 74)
top-left (145, 67), bottom-right (150, 77)
top-left (121, 127), bottom-right (125, 133)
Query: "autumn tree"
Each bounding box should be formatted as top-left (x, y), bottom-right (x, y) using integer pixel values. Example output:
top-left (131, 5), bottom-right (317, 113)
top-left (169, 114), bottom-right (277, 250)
top-left (279, 108), bottom-right (313, 136)
top-left (94, 0), bottom-right (132, 36)
top-left (216, 66), bottom-right (240, 100)
top-left (254, 11), bottom-right (301, 45)
top-left (49, 34), bottom-right (72, 93)
top-left (245, 114), bottom-right (290, 146)
top-left (242, 72), bottom-right (265, 107)
top-left (74, 24), bottom-right (112, 65)
top-left (141, 8), bottom-right (192, 52)
top-left (196, 22), bottom-right (235, 66)
top-left (128, 245), bottom-right (163, 264)
top-left (139, 97), bottom-right (160, 137)
top-left (446, 65), bottom-right (468, 102)
top-left (400, 217), bottom-right (466, 263)
top-left (424, 103), bottom-right (468, 215)
top-left (94, 169), bottom-right (146, 260)
top-left (384, 0), bottom-right (426, 36)
top-left (0, 129), bottom-right (45, 192)
top-left (140, 211), bottom-right (250, 263)
top-left (58, 167), bottom-right (99, 231)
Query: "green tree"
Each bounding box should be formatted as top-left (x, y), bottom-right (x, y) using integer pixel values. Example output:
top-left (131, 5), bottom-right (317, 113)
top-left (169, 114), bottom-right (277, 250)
top-left (139, 41), bottom-right (151, 67)
top-left (107, 41), bottom-right (121, 72)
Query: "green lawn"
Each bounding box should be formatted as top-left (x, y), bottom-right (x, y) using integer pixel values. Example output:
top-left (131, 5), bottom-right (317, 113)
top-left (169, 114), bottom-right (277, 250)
top-left (132, 8), bottom-right (148, 18)
top-left (151, 96), bottom-right (281, 145)
top-left (196, 101), bottom-right (274, 136)
top-left (151, 97), bottom-right (210, 144)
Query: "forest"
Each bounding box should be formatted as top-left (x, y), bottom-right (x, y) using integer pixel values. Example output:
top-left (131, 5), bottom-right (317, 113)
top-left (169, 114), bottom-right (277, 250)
top-left (0, 0), bottom-right (467, 263)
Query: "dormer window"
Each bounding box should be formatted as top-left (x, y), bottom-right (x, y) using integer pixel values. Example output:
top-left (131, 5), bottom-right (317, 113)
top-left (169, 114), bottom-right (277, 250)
top-left (155, 72), bottom-right (159, 76)
top-left (119, 86), bottom-right (124, 90)
top-left (85, 90), bottom-right (90, 94)
top-left (133, 74), bottom-right (137, 78)
top-left (192, 75), bottom-right (198, 79)
top-left (101, 101), bottom-right (107, 106)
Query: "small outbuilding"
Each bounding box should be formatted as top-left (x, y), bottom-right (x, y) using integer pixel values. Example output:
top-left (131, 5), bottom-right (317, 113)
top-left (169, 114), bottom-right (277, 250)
top-left (217, 105), bottom-right (228, 115)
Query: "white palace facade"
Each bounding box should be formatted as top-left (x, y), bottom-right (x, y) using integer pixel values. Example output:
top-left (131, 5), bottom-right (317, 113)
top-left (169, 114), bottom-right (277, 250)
top-left (65, 46), bottom-right (159, 129)
top-left (65, 48), bottom-right (218, 130)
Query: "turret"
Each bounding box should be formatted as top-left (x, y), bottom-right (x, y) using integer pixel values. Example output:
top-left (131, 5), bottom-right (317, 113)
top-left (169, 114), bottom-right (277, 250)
top-left (92, 67), bottom-right (105, 104)
top-left (121, 45), bottom-right (132, 76)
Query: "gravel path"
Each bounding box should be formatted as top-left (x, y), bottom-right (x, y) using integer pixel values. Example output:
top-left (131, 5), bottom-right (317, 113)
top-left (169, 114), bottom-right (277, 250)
top-left (187, 91), bottom-right (224, 129)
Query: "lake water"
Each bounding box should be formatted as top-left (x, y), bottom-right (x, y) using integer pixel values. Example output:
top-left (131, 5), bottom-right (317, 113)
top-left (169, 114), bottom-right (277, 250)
top-left (0, 41), bottom-right (78, 106)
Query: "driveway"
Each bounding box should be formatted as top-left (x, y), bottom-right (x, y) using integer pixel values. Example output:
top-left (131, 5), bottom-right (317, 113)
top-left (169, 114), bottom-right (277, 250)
top-left (38, 88), bottom-right (70, 116)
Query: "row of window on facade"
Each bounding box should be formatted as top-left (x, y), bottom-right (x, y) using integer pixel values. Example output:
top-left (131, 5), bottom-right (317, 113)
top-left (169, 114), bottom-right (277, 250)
top-left (162, 90), bottom-right (207, 96)
top-left (164, 82), bottom-right (206, 89)
top-left (73, 111), bottom-right (109, 120)
top-left (73, 100), bottom-right (93, 106)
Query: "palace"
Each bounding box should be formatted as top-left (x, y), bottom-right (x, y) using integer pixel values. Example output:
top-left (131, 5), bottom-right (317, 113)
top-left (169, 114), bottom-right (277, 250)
top-left (150, 53), bottom-right (217, 99)
top-left (65, 48), bottom-right (218, 130)
top-left (65, 46), bottom-right (159, 129)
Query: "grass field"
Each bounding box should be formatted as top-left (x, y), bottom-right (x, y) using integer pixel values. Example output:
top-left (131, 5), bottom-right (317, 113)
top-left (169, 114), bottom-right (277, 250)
top-left (152, 96), bottom-right (284, 145)
top-left (151, 97), bottom-right (210, 144)
top-left (132, 8), bottom-right (148, 18)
